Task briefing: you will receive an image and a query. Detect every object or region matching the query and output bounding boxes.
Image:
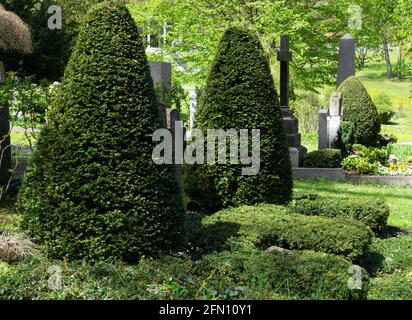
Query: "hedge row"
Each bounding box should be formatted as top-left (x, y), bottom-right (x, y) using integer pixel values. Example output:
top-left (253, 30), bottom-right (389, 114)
top-left (201, 205), bottom-right (373, 260)
top-left (0, 249), bottom-right (369, 300)
top-left (288, 198), bottom-right (389, 235)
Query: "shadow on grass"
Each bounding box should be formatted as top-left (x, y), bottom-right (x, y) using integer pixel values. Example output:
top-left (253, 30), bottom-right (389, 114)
top-left (358, 251), bottom-right (386, 277)
top-left (185, 212), bottom-right (240, 260)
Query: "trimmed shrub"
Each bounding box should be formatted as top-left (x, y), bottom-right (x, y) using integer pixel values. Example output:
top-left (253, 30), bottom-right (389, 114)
top-left (202, 205), bottom-right (373, 260)
top-left (303, 149), bottom-right (342, 168)
top-left (184, 27), bottom-right (292, 213)
top-left (337, 76), bottom-right (381, 147)
top-left (288, 198), bottom-right (389, 234)
top-left (0, 249), bottom-right (369, 300)
top-left (18, 2), bottom-right (185, 261)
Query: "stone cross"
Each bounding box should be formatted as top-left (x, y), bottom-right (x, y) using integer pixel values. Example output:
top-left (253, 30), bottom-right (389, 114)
top-left (277, 35), bottom-right (292, 107)
top-left (336, 34), bottom-right (355, 88)
top-left (0, 61), bottom-right (12, 187)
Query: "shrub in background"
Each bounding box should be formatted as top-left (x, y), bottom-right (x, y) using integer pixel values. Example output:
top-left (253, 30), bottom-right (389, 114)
top-left (337, 76), bottom-right (381, 147)
top-left (18, 2), bottom-right (185, 261)
top-left (303, 149), bottom-right (342, 168)
top-left (290, 91), bottom-right (319, 134)
top-left (184, 27), bottom-right (292, 213)
top-left (289, 198), bottom-right (389, 235)
top-left (373, 93), bottom-right (395, 124)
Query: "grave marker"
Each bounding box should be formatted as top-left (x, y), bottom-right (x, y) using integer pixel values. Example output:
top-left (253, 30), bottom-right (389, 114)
top-left (277, 35), bottom-right (307, 167)
top-left (336, 34), bottom-right (355, 88)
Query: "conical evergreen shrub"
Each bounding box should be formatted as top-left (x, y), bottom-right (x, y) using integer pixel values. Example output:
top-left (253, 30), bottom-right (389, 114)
top-left (183, 27), bottom-right (292, 213)
top-left (337, 76), bottom-right (381, 147)
top-left (19, 2), bottom-right (185, 261)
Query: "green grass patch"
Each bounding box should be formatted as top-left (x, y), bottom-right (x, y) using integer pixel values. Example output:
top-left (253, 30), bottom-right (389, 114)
top-left (294, 179), bottom-right (412, 228)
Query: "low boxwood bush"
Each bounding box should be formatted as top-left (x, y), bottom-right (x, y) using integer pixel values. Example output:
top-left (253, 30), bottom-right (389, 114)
top-left (304, 149), bottom-right (342, 168)
top-left (0, 249), bottom-right (369, 300)
top-left (201, 205), bottom-right (373, 260)
top-left (288, 198), bottom-right (389, 235)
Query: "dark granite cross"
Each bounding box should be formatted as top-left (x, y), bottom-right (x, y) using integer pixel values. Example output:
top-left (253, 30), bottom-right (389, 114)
top-left (277, 35), bottom-right (292, 107)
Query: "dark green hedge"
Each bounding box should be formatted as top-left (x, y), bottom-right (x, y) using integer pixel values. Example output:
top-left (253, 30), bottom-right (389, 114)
top-left (288, 198), bottom-right (389, 235)
top-left (202, 205), bottom-right (373, 260)
top-left (183, 27), bottom-right (292, 213)
top-left (0, 248), bottom-right (369, 300)
top-left (337, 76), bottom-right (381, 147)
top-left (304, 149), bottom-right (342, 168)
top-left (18, 2), bottom-right (185, 261)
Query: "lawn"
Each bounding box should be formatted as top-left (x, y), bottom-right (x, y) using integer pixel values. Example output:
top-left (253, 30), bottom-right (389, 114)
top-left (294, 178), bottom-right (412, 300)
top-left (357, 56), bottom-right (412, 142)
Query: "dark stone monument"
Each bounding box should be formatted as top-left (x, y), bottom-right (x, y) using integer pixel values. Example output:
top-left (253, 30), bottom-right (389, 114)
top-left (336, 34), bottom-right (355, 88)
top-left (0, 61), bottom-right (12, 187)
top-left (149, 61), bottom-right (171, 127)
top-left (277, 35), bottom-right (307, 167)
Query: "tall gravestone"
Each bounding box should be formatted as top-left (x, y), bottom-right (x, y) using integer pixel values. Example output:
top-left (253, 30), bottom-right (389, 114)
top-left (318, 34), bottom-right (355, 149)
top-left (149, 61), bottom-right (172, 126)
top-left (336, 34), bottom-right (355, 88)
top-left (0, 61), bottom-right (12, 187)
top-left (277, 35), bottom-right (307, 167)
top-left (149, 61), bottom-right (185, 178)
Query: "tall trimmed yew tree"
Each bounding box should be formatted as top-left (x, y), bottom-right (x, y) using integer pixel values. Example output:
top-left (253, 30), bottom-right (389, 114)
top-left (337, 76), bottom-right (381, 147)
top-left (19, 2), bottom-right (185, 261)
top-left (184, 27), bottom-right (292, 213)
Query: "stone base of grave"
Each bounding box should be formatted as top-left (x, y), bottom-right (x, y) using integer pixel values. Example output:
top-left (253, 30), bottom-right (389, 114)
top-left (281, 107), bottom-right (307, 167)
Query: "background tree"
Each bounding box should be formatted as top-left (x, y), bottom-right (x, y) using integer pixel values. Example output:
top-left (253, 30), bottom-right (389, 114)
top-left (0, 4), bottom-right (32, 187)
top-left (2, 0), bottom-right (103, 80)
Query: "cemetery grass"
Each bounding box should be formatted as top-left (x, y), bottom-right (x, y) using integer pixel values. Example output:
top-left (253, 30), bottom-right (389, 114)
top-left (357, 55), bottom-right (412, 143)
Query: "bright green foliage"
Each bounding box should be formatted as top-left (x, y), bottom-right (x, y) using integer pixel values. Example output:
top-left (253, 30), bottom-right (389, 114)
top-left (202, 205), bottom-right (373, 260)
top-left (304, 149), bottom-right (342, 168)
top-left (337, 76), bottom-right (381, 147)
top-left (184, 27), bottom-right (292, 213)
top-left (18, 2), bottom-right (185, 261)
top-left (289, 198), bottom-right (389, 235)
top-left (341, 156), bottom-right (380, 175)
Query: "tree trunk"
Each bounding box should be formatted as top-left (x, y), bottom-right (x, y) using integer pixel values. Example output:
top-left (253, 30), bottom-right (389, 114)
top-left (397, 43), bottom-right (402, 79)
top-left (383, 36), bottom-right (393, 77)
